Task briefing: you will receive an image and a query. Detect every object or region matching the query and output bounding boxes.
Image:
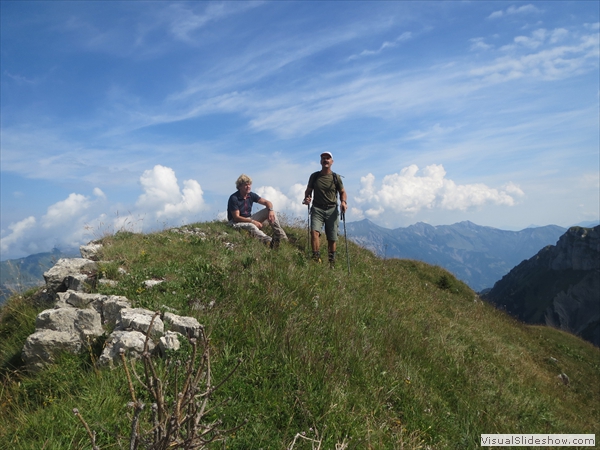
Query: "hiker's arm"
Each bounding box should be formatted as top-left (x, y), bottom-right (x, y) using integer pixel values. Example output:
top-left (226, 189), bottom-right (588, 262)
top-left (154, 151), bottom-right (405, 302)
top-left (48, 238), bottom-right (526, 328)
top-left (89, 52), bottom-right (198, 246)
top-left (256, 197), bottom-right (276, 223)
top-left (339, 187), bottom-right (348, 213)
top-left (303, 186), bottom-right (313, 205)
top-left (231, 209), bottom-right (263, 228)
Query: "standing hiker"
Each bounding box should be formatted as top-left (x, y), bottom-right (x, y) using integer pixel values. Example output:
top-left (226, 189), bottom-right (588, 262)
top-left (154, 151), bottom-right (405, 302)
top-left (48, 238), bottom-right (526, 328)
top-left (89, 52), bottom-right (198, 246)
top-left (303, 152), bottom-right (348, 266)
top-left (227, 174), bottom-right (288, 247)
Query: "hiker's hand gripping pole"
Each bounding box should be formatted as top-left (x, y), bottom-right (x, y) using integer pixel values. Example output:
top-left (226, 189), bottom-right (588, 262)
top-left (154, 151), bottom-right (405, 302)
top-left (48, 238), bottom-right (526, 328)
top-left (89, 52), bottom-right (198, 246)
top-left (303, 197), bottom-right (311, 255)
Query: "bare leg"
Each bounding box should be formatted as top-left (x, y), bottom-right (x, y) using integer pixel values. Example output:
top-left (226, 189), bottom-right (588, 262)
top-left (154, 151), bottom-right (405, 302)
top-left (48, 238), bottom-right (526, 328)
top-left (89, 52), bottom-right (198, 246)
top-left (311, 230), bottom-right (321, 253)
top-left (328, 241), bottom-right (336, 253)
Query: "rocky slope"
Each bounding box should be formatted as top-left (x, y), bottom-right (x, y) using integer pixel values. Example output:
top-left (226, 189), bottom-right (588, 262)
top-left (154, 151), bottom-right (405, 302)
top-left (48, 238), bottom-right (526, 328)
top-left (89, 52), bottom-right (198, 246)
top-left (483, 226), bottom-right (600, 346)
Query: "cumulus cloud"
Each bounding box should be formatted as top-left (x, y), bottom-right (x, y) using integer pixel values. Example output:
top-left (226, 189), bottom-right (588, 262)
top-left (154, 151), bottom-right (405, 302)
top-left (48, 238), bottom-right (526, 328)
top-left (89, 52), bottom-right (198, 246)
top-left (136, 165), bottom-right (205, 220)
top-left (255, 183), bottom-right (307, 218)
top-left (354, 164), bottom-right (524, 218)
top-left (1, 216), bottom-right (37, 256)
top-left (42, 193), bottom-right (93, 229)
top-left (1, 165), bottom-right (207, 260)
top-left (1, 193), bottom-right (97, 259)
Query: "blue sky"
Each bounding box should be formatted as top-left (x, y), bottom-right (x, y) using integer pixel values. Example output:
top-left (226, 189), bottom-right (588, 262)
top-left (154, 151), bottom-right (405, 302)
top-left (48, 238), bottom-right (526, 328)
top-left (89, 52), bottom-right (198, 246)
top-left (1, 1), bottom-right (598, 260)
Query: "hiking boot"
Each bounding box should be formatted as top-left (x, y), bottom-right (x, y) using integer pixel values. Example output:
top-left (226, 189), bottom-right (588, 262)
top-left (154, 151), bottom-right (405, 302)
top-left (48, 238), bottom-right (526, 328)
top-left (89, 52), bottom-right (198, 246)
top-left (312, 251), bottom-right (322, 263)
top-left (270, 237), bottom-right (280, 250)
top-left (328, 252), bottom-right (336, 268)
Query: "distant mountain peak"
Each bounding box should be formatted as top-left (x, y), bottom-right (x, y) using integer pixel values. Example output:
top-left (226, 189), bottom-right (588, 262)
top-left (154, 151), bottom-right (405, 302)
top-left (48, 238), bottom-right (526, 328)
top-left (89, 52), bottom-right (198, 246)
top-left (345, 220), bottom-right (568, 292)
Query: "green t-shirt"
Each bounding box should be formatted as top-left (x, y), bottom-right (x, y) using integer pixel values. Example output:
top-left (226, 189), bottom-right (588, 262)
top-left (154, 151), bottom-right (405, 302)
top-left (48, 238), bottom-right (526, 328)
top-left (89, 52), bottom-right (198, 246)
top-left (308, 172), bottom-right (344, 207)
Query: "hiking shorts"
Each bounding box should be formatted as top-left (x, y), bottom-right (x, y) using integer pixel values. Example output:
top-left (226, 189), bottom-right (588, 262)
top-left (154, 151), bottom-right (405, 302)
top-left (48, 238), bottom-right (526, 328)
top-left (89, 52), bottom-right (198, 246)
top-left (311, 205), bottom-right (339, 242)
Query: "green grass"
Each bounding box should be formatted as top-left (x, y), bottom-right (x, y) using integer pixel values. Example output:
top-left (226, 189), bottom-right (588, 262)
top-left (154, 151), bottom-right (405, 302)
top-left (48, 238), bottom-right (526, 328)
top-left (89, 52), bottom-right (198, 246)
top-left (1, 221), bottom-right (599, 449)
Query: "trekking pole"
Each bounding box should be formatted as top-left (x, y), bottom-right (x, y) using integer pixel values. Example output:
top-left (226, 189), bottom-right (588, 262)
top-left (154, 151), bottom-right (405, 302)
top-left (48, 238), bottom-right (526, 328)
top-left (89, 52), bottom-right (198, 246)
top-left (341, 210), bottom-right (350, 275)
top-left (306, 203), bottom-right (311, 256)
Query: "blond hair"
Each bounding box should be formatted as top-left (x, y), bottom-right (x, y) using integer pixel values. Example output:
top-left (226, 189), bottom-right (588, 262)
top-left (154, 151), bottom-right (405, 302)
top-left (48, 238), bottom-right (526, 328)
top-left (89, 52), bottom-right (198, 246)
top-left (235, 174), bottom-right (252, 189)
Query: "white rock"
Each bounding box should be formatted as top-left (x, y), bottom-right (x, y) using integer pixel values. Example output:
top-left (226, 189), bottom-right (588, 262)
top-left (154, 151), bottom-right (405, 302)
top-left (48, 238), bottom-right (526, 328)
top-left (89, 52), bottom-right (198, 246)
top-left (143, 279), bottom-right (164, 288)
top-left (159, 331), bottom-right (183, 354)
top-left (36, 307), bottom-right (103, 341)
top-left (43, 258), bottom-right (98, 294)
top-left (163, 312), bottom-right (202, 338)
top-left (80, 243), bottom-right (103, 261)
top-left (22, 330), bottom-right (83, 372)
top-left (118, 308), bottom-right (164, 338)
top-left (98, 330), bottom-right (155, 367)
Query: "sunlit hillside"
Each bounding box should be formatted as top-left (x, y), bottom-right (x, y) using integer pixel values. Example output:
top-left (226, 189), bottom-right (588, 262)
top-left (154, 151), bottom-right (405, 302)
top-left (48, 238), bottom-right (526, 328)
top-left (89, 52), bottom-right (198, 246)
top-left (1, 221), bottom-right (598, 449)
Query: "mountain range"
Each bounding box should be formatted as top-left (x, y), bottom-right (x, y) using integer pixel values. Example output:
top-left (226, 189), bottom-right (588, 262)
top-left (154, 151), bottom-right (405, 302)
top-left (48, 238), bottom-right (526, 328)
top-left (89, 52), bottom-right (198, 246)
top-left (483, 225), bottom-right (600, 346)
top-left (0, 248), bottom-right (78, 305)
top-left (345, 219), bottom-right (568, 292)
top-left (1, 220), bottom-right (595, 303)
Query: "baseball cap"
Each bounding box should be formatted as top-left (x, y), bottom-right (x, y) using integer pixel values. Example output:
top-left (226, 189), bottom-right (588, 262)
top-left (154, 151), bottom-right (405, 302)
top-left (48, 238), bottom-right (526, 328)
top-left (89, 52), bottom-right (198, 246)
top-left (320, 151), bottom-right (333, 159)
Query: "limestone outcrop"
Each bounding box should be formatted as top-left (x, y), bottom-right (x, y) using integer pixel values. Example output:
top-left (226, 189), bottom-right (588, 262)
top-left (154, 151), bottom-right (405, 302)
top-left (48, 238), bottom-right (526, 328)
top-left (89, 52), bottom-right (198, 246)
top-left (22, 242), bottom-right (202, 372)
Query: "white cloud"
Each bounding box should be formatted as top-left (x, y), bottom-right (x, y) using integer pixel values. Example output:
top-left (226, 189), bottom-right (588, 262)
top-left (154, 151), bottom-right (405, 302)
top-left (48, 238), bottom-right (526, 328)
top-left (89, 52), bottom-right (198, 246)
top-left (255, 183), bottom-right (306, 218)
top-left (1, 166), bottom-right (207, 259)
top-left (514, 29), bottom-right (547, 49)
top-left (223, 26), bottom-right (597, 138)
top-left (165, 2), bottom-right (261, 44)
top-left (470, 37), bottom-right (492, 52)
top-left (503, 182), bottom-right (526, 197)
top-left (42, 193), bottom-right (93, 229)
top-left (1, 192), bottom-right (97, 258)
top-left (3, 70), bottom-right (37, 85)
top-left (93, 187), bottom-right (106, 199)
top-left (488, 4), bottom-right (541, 19)
top-left (350, 207), bottom-right (365, 220)
top-left (354, 164), bottom-right (524, 216)
top-left (1, 216), bottom-right (37, 256)
top-left (472, 27), bottom-right (599, 83)
top-left (348, 31), bottom-right (413, 60)
top-left (550, 28), bottom-right (569, 44)
top-left (136, 165), bottom-right (206, 220)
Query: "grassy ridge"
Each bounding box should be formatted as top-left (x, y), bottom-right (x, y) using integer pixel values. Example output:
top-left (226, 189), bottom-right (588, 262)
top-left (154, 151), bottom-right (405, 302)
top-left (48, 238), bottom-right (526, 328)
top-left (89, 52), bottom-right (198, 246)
top-left (1, 221), bottom-right (598, 449)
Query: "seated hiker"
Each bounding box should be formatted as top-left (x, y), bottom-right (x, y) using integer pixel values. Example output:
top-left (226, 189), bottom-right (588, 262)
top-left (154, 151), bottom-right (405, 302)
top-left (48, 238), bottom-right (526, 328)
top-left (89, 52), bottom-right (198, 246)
top-left (227, 174), bottom-right (288, 247)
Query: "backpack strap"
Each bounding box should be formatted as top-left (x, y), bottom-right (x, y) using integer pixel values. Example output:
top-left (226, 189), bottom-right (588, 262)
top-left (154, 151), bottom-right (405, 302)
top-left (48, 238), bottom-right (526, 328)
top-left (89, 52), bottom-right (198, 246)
top-left (307, 171), bottom-right (320, 189)
top-left (309, 172), bottom-right (342, 190)
top-left (332, 172), bottom-right (342, 193)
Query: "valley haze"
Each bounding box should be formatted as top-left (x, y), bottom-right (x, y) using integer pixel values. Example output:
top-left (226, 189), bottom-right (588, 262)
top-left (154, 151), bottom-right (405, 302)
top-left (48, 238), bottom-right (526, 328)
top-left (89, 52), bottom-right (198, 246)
top-left (1, 1), bottom-right (598, 261)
